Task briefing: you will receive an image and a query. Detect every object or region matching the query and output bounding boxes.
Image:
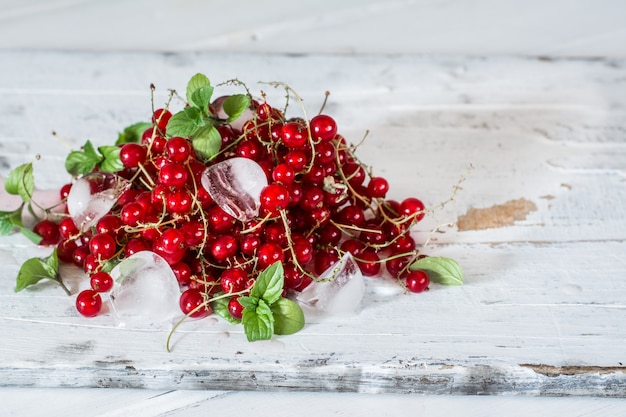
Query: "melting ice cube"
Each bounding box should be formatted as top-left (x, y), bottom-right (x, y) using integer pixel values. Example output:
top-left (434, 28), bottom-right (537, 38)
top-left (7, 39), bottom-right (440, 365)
top-left (297, 253), bottom-right (365, 315)
top-left (67, 172), bottom-right (130, 232)
top-left (108, 251), bottom-right (181, 327)
top-left (201, 157), bottom-right (268, 222)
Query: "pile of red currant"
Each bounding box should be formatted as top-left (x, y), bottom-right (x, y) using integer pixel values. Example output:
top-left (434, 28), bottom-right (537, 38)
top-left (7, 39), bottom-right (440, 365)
top-left (30, 81), bottom-right (432, 321)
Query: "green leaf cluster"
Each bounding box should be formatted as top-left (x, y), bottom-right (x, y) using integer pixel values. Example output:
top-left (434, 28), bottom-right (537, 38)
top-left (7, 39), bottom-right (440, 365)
top-left (216, 262), bottom-right (305, 342)
top-left (65, 140), bottom-right (123, 176)
top-left (166, 73), bottom-right (251, 162)
top-left (410, 256), bottom-right (464, 286)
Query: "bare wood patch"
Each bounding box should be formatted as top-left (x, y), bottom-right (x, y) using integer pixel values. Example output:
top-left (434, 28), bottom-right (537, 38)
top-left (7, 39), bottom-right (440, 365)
top-left (521, 364), bottom-right (626, 377)
top-left (457, 199), bottom-right (537, 231)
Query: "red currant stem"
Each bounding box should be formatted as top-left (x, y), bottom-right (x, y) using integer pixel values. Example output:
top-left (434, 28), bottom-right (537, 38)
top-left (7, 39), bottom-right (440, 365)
top-left (240, 213), bottom-right (272, 234)
top-left (329, 219), bottom-right (381, 236)
top-left (417, 222), bottom-right (455, 257)
top-left (186, 166), bottom-right (210, 254)
top-left (166, 303), bottom-right (206, 353)
top-left (217, 78), bottom-right (253, 98)
top-left (318, 91), bottom-right (330, 115)
top-left (279, 210), bottom-right (318, 282)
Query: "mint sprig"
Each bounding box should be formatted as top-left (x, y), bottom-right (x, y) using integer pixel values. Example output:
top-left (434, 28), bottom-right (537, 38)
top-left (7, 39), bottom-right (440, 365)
top-left (64, 140), bottom-right (124, 176)
top-left (5, 161), bottom-right (35, 203)
top-left (166, 73), bottom-right (251, 161)
top-left (116, 121), bottom-right (152, 145)
top-left (15, 249), bottom-right (69, 294)
top-left (410, 256), bottom-right (463, 286)
top-left (237, 262), bottom-right (305, 342)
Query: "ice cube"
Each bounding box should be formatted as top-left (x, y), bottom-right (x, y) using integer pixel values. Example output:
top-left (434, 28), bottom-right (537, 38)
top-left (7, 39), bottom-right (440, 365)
top-left (67, 172), bottom-right (130, 232)
top-left (201, 157), bottom-right (268, 222)
top-left (296, 253), bottom-right (365, 315)
top-left (108, 251), bottom-right (181, 327)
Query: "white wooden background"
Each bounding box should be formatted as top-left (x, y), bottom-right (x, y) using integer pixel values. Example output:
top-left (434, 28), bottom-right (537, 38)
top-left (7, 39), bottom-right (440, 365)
top-left (1, 0), bottom-right (626, 416)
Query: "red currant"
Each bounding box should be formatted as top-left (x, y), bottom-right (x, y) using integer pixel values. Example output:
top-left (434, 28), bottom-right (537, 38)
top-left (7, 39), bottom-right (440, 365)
top-left (90, 271), bottom-right (114, 292)
top-left (179, 288), bottom-right (211, 318)
top-left (405, 270), bottom-right (430, 293)
top-left (75, 289), bottom-right (102, 317)
top-left (310, 114), bottom-right (337, 142)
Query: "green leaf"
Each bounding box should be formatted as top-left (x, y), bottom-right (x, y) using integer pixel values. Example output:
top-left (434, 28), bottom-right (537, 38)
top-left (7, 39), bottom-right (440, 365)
top-left (242, 299), bottom-right (274, 342)
top-left (166, 107), bottom-right (205, 138)
top-left (211, 295), bottom-right (242, 324)
top-left (190, 85), bottom-right (214, 113)
top-left (5, 162), bottom-right (35, 203)
top-left (15, 249), bottom-right (61, 292)
top-left (19, 226), bottom-right (43, 245)
top-left (0, 219), bottom-right (13, 235)
top-left (271, 297), bottom-right (305, 335)
top-left (98, 145), bottom-right (124, 173)
top-left (116, 121), bottom-right (152, 145)
top-left (65, 140), bottom-right (103, 176)
top-left (410, 256), bottom-right (463, 286)
top-left (223, 94), bottom-right (251, 122)
top-left (186, 73), bottom-right (211, 104)
top-left (250, 262), bottom-right (284, 305)
top-left (237, 295), bottom-right (259, 310)
top-left (192, 125), bottom-right (221, 161)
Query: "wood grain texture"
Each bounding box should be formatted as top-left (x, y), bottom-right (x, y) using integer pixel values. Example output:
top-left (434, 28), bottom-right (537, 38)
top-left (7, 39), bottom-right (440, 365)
top-left (0, 51), bottom-right (625, 396)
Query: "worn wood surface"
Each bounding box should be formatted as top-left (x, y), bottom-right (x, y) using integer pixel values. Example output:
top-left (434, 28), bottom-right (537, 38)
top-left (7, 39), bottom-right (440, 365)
top-left (0, 51), bottom-right (625, 397)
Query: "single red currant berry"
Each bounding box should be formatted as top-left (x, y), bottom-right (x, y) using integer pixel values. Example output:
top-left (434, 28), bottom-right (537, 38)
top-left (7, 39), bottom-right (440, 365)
top-left (166, 189), bottom-right (193, 215)
top-left (367, 177), bottom-right (389, 199)
top-left (210, 234), bottom-right (238, 262)
top-left (299, 185), bottom-right (325, 211)
top-left (72, 245), bottom-right (90, 268)
top-left (406, 270), bottom-right (430, 293)
top-left (292, 236), bottom-right (314, 265)
top-left (400, 197), bottom-right (426, 222)
top-left (89, 233), bottom-right (117, 260)
top-left (315, 141), bottom-right (336, 163)
top-left (284, 149), bottom-right (308, 172)
top-left (152, 108), bottom-right (172, 132)
top-left (257, 242), bottom-right (285, 270)
top-left (56, 239), bottom-right (78, 263)
top-left (83, 254), bottom-right (102, 274)
top-left (180, 220), bottom-right (206, 247)
top-left (120, 202), bottom-right (146, 226)
top-left (391, 234), bottom-right (416, 254)
top-left (171, 261), bottom-right (192, 286)
top-left (281, 122), bottom-right (308, 148)
top-left (260, 183), bottom-right (290, 215)
top-left (59, 183), bottom-right (72, 200)
top-left (220, 267), bottom-right (248, 293)
top-left (283, 263), bottom-right (305, 290)
top-left (96, 214), bottom-right (122, 238)
top-left (341, 162), bottom-right (366, 186)
top-left (339, 239), bottom-right (365, 256)
top-left (356, 249), bottom-right (381, 276)
top-left (166, 137), bottom-right (192, 163)
top-left (159, 162), bottom-right (189, 189)
top-left (271, 163), bottom-right (296, 185)
top-left (90, 271), bottom-right (114, 292)
top-left (33, 219), bottom-right (60, 246)
top-left (58, 217), bottom-right (79, 240)
top-left (386, 255), bottom-right (411, 278)
top-left (179, 288), bottom-right (211, 318)
top-left (239, 234), bottom-right (261, 256)
top-left (207, 205), bottom-right (236, 234)
top-left (228, 297), bottom-right (244, 320)
top-left (314, 247), bottom-right (339, 275)
top-left (120, 143), bottom-right (148, 168)
top-left (310, 114), bottom-right (337, 142)
top-left (336, 205), bottom-right (366, 228)
top-left (159, 228), bottom-right (186, 253)
top-left (75, 289), bottom-right (102, 317)
top-left (124, 237), bottom-right (151, 257)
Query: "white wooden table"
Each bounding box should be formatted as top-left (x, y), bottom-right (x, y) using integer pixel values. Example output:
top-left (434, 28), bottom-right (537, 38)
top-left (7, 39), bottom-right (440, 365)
top-left (1, 51), bottom-right (625, 414)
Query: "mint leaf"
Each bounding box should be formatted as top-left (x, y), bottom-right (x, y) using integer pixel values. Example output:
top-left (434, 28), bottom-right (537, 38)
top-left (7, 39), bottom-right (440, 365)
top-left (410, 256), bottom-right (463, 286)
top-left (19, 226), bottom-right (43, 244)
top-left (242, 299), bottom-right (274, 342)
top-left (190, 86), bottom-right (214, 114)
top-left (186, 73), bottom-right (211, 104)
top-left (0, 207), bottom-right (24, 234)
top-left (116, 121), bottom-right (152, 145)
top-left (192, 125), bottom-right (221, 161)
top-left (98, 145), bottom-right (124, 173)
top-left (223, 94), bottom-right (251, 122)
top-left (5, 162), bottom-right (35, 203)
top-left (65, 140), bottom-right (102, 176)
top-left (237, 295), bottom-right (259, 310)
top-left (271, 297), bottom-right (305, 335)
top-left (250, 262), bottom-right (284, 305)
top-left (15, 249), bottom-right (67, 293)
top-left (166, 107), bottom-right (205, 138)
top-left (211, 296), bottom-right (242, 324)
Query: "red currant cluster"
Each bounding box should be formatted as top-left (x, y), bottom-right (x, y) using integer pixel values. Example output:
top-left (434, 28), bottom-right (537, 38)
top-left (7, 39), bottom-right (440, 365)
top-left (31, 93), bottom-right (430, 320)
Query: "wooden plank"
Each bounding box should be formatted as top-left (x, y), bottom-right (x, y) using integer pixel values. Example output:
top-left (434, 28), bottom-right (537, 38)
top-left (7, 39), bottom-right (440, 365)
top-left (0, 51), bottom-right (625, 395)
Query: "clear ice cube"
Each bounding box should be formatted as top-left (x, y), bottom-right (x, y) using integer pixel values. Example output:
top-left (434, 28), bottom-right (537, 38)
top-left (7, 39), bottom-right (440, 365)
top-left (296, 253), bottom-right (365, 315)
top-left (108, 251), bottom-right (181, 327)
top-left (201, 157), bottom-right (268, 222)
top-left (67, 172), bottom-right (130, 232)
